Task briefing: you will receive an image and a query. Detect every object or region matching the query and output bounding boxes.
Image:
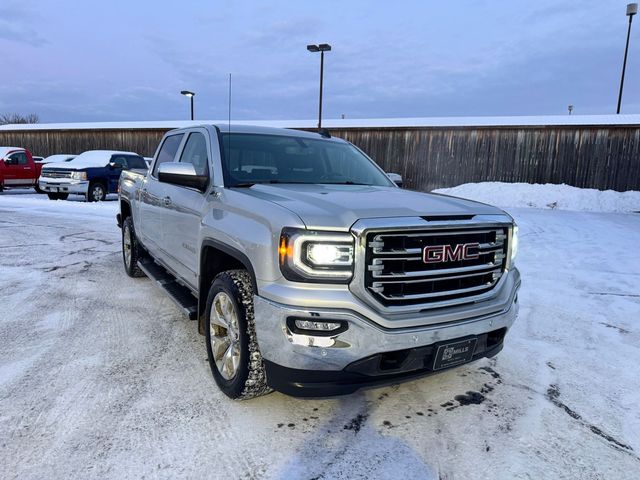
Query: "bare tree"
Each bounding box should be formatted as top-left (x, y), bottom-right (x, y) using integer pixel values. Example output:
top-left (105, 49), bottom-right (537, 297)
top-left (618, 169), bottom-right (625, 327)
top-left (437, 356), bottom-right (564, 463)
top-left (0, 113), bottom-right (40, 125)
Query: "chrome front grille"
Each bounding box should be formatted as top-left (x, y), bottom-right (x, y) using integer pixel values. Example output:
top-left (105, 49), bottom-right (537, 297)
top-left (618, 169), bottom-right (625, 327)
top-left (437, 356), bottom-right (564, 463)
top-left (365, 227), bottom-right (508, 307)
top-left (41, 170), bottom-right (72, 179)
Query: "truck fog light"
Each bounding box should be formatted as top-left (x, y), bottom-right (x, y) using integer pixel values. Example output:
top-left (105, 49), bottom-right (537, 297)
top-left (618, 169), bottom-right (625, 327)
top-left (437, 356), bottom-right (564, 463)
top-left (287, 317), bottom-right (348, 336)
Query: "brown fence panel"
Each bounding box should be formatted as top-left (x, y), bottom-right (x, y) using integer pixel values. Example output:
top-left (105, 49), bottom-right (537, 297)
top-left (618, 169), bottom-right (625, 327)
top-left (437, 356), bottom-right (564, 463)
top-left (1, 125), bottom-right (638, 192)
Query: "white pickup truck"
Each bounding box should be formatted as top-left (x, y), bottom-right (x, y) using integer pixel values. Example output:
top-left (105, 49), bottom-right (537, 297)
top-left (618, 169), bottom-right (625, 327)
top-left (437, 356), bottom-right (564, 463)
top-left (118, 124), bottom-right (520, 399)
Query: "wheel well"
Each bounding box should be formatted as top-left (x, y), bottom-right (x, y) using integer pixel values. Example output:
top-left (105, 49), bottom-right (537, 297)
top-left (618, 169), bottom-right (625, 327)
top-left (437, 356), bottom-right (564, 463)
top-left (198, 243), bottom-right (257, 334)
top-left (120, 199), bottom-right (131, 221)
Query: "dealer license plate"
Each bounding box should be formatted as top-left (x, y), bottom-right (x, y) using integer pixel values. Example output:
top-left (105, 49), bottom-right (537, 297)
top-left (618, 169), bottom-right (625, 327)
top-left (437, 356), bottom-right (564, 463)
top-left (433, 338), bottom-right (477, 370)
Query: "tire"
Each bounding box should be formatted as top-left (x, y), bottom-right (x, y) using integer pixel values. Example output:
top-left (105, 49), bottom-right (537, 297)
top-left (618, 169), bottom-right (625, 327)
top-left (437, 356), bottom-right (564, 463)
top-left (47, 192), bottom-right (68, 200)
top-left (205, 270), bottom-right (272, 400)
top-left (88, 181), bottom-right (106, 202)
top-left (122, 216), bottom-right (145, 277)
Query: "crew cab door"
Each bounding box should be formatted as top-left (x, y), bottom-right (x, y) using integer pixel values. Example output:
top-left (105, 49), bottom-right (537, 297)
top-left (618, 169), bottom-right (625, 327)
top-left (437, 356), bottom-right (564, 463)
top-left (137, 133), bottom-right (185, 256)
top-left (3, 151), bottom-right (35, 186)
top-left (160, 129), bottom-right (211, 288)
top-left (108, 155), bottom-right (127, 193)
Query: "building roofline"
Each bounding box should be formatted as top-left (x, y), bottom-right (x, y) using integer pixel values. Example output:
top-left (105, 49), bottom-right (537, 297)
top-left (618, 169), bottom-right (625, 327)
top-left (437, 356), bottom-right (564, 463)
top-left (1, 114), bottom-right (640, 132)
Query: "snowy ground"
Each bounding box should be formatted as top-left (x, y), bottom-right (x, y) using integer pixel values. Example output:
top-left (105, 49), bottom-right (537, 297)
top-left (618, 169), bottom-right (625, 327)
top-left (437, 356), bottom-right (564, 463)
top-left (1, 186), bottom-right (639, 479)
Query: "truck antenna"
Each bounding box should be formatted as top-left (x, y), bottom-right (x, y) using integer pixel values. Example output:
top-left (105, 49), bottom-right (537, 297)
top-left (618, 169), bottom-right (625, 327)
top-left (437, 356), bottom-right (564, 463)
top-left (228, 73), bottom-right (232, 133)
top-left (227, 73), bottom-right (232, 155)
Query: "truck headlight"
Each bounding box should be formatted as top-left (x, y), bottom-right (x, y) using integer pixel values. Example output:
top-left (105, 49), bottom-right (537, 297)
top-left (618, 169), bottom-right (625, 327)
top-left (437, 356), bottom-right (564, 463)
top-left (510, 225), bottom-right (519, 264)
top-left (279, 228), bottom-right (354, 282)
top-left (71, 171), bottom-right (87, 180)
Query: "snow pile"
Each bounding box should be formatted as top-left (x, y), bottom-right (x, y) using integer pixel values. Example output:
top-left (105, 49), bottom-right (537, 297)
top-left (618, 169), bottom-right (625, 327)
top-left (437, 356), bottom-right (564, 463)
top-left (433, 182), bottom-right (640, 213)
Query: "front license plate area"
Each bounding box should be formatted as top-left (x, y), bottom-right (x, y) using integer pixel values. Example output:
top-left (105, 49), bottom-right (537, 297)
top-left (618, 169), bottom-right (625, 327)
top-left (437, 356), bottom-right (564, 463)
top-left (433, 338), bottom-right (478, 371)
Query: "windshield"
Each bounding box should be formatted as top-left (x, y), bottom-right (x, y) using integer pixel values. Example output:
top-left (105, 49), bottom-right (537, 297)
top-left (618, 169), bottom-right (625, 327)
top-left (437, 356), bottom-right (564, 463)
top-left (219, 133), bottom-right (394, 187)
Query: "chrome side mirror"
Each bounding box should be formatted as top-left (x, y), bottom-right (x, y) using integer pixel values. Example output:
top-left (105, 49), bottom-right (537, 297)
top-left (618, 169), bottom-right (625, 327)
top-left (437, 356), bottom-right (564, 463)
top-left (157, 162), bottom-right (208, 191)
top-left (386, 172), bottom-right (403, 188)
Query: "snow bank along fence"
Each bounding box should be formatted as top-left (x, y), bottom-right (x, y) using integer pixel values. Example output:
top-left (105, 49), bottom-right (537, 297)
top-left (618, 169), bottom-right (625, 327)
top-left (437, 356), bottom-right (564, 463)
top-left (1, 115), bottom-right (638, 192)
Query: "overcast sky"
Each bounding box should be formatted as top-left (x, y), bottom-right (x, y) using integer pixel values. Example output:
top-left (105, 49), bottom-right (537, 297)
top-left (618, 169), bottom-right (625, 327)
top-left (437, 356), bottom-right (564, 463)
top-left (1, 0), bottom-right (639, 123)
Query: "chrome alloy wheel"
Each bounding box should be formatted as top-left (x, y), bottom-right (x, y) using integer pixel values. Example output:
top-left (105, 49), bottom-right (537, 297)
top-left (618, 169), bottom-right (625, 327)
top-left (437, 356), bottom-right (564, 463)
top-left (123, 223), bottom-right (132, 268)
top-left (210, 292), bottom-right (241, 380)
top-left (92, 184), bottom-right (105, 201)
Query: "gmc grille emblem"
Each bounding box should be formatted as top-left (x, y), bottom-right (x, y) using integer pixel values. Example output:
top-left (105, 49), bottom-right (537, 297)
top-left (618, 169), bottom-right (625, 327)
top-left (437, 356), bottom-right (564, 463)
top-left (423, 243), bottom-right (480, 263)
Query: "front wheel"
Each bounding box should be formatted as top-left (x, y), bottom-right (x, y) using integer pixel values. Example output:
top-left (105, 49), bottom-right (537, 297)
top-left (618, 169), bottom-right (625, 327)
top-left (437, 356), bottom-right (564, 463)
top-left (205, 270), bottom-right (272, 400)
top-left (88, 182), bottom-right (106, 202)
top-left (122, 217), bottom-right (145, 277)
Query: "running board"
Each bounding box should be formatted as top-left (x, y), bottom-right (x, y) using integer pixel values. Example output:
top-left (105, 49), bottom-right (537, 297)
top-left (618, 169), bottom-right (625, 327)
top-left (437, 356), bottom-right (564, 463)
top-left (138, 260), bottom-right (198, 320)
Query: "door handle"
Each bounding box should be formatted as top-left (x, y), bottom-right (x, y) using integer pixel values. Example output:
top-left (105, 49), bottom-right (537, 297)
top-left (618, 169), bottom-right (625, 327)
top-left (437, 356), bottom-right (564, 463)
top-left (163, 196), bottom-right (172, 207)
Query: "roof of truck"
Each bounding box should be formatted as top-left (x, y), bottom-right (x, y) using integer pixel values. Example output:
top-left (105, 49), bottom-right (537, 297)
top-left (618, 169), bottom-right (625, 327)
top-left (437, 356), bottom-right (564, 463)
top-left (0, 147), bottom-right (25, 158)
top-left (206, 123), bottom-right (345, 140)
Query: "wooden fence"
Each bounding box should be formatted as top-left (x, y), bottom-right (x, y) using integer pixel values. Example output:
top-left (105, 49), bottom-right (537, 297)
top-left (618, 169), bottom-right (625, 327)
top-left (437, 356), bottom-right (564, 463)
top-left (1, 124), bottom-right (638, 192)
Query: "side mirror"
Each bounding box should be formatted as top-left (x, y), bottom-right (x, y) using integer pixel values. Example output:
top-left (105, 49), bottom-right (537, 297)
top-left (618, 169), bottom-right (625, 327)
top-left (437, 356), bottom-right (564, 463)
top-left (386, 172), bottom-right (403, 188)
top-left (158, 162), bottom-right (208, 191)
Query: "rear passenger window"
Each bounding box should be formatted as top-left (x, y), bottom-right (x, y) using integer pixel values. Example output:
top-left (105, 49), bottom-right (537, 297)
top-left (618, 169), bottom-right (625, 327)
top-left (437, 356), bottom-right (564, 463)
top-left (152, 134), bottom-right (184, 177)
top-left (179, 132), bottom-right (209, 176)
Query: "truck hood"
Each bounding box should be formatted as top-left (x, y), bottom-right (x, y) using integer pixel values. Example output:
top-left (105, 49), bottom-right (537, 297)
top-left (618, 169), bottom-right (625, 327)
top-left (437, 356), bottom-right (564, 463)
top-left (41, 162), bottom-right (100, 170)
top-left (239, 184), bottom-right (506, 229)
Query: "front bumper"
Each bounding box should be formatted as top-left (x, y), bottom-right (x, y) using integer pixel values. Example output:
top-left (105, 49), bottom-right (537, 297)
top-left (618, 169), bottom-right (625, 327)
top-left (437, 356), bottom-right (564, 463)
top-left (39, 178), bottom-right (89, 195)
top-left (253, 268), bottom-right (520, 396)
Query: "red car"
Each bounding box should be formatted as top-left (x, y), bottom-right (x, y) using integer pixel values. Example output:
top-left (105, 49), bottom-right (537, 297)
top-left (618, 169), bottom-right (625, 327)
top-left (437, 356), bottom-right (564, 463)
top-left (0, 147), bottom-right (44, 192)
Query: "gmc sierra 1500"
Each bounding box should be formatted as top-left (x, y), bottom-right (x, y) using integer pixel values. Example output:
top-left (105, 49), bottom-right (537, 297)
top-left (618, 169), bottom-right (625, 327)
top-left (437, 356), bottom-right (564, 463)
top-left (118, 124), bottom-right (520, 399)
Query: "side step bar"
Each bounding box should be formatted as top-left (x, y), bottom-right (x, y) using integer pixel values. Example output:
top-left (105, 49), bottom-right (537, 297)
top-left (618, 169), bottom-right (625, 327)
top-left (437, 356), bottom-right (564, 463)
top-left (138, 259), bottom-right (198, 320)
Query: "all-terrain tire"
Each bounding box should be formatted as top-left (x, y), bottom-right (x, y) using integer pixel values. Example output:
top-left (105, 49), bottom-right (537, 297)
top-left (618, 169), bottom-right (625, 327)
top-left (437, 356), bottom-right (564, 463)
top-left (205, 270), bottom-right (272, 400)
top-left (88, 181), bottom-right (106, 202)
top-left (122, 216), bottom-right (145, 278)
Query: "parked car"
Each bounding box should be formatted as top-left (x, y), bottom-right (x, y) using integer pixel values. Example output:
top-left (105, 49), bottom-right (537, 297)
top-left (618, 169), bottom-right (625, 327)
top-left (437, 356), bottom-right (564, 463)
top-left (39, 150), bottom-right (146, 201)
top-left (386, 172), bottom-right (403, 188)
top-left (0, 146), bottom-right (44, 192)
top-left (39, 154), bottom-right (76, 164)
top-left (118, 124), bottom-right (520, 399)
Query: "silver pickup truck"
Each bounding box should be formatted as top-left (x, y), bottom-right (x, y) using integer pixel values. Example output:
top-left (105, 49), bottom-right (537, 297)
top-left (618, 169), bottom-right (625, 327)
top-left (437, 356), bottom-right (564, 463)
top-left (118, 124), bottom-right (520, 399)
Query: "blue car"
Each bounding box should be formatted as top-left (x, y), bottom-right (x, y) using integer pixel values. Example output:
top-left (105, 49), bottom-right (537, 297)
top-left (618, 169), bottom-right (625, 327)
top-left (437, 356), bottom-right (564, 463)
top-left (39, 150), bottom-right (147, 201)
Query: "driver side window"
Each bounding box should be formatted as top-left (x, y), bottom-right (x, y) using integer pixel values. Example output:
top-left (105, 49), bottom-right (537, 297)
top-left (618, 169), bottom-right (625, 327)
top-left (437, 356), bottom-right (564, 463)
top-left (7, 152), bottom-right (27, 165)
top-left (179, 132), bottom-right (209, 177)
top-left (111, 156), bottom-right (127, 169)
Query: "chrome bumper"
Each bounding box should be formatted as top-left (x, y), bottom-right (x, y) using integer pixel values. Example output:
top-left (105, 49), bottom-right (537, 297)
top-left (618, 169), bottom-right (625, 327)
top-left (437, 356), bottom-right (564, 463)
top-left (253, 268), bottom-right (520, 371)
top-left (39, 179), bottom-right (89, 195)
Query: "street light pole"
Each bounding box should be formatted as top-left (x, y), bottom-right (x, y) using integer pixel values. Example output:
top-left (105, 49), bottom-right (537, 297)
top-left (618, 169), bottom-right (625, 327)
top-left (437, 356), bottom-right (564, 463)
top-left (181, 90), bottom-right (195, 120)
top-left (307, 43), bottom-right (332, 129)
top-left (617, 3), bottom-right (637, 114)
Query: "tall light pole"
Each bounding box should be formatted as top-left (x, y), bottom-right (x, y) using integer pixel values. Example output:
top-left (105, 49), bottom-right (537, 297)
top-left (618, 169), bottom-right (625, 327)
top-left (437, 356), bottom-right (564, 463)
top-left (617, 3), bottom-right (637, 114)
top-left (181, 90), bottom-right (195, 120)
top-left (307, 43), bottom-right (331, 129)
